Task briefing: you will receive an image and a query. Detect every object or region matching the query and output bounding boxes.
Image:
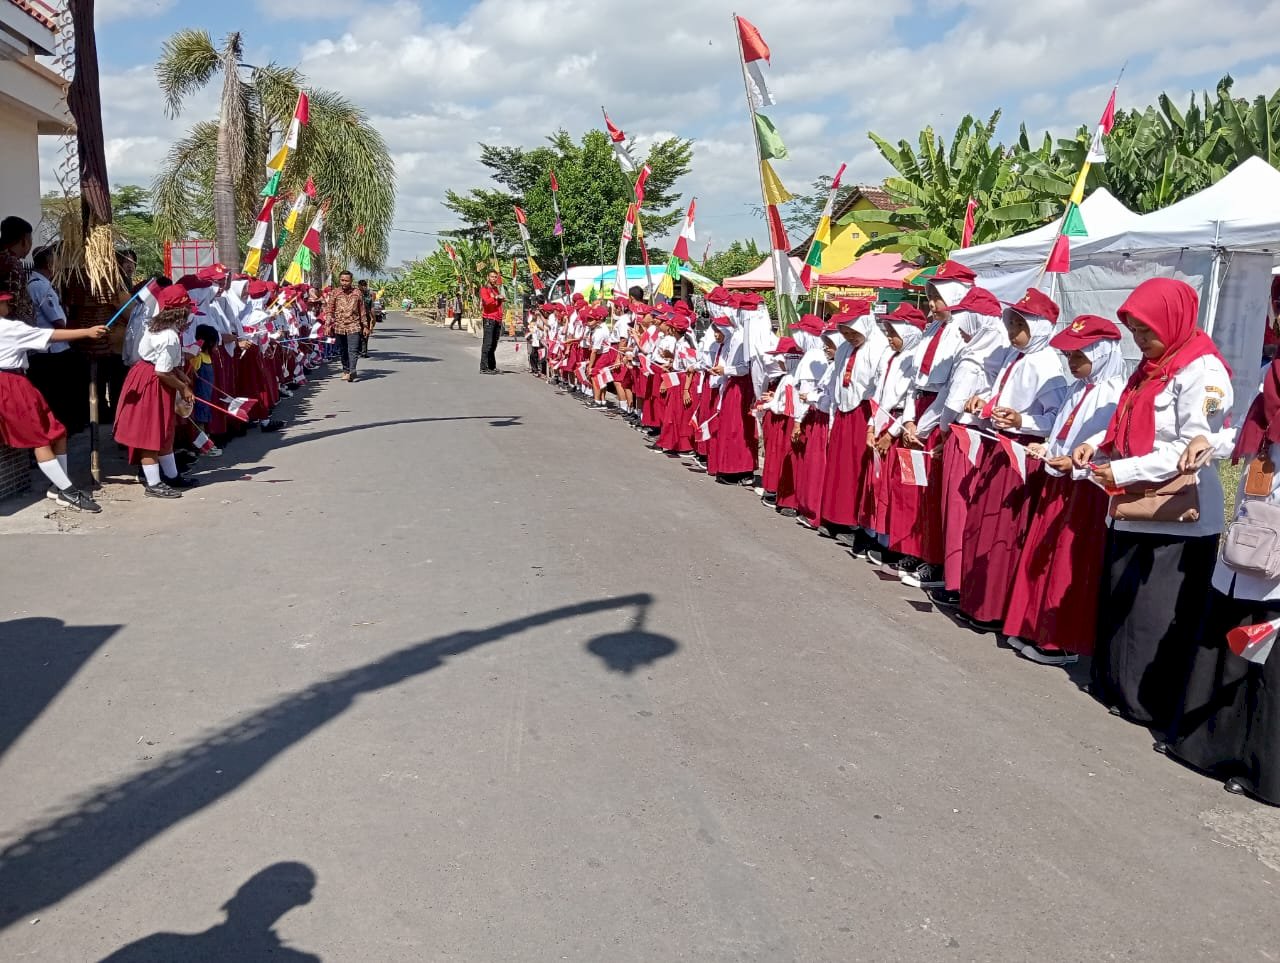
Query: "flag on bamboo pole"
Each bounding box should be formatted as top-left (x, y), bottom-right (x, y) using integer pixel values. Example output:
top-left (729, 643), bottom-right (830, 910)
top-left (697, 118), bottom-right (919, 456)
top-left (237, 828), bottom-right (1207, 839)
top-left (283, 189), bottom-right (309, 233)
top-left (961, 196), bottom-right (978, 248)
top-left (613, 203), bottom-right (637, 295)
top-left (753, 113), bottom-right (788, 160)
top-left (800, 163), bottom-right (845, 289)
top-left (760, 161), bottom-right (795, 205)
top-left (266, 144), bottom-right (289, 173)
top-left (513, 205), bottom-right (532, 244)
top-left (634, 165), bottom-right (651, 203)
top-left (549, 168), bottom-right (564, 236)
top-left (1045, 233), bottom-right (1072, 273)
top-left (736, 15), bottom-right (774, 107)
top-left (283, 204), bottom-right (326, 285)
top-left (602, 107), bottom-right (637, 172)
top-left (284, 91), bottom-right (309, 150)
top-left (261, 170), bottom-right (282, 197)
top-left (1086, 87), bottom-right (1117, 164)
top-left (672, 198), bottom-right (696, 261)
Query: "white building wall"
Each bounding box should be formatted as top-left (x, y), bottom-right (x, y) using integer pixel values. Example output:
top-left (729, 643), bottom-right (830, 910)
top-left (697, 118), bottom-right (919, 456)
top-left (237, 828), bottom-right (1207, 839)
top-left (0, 99), bottom-right (42, 228)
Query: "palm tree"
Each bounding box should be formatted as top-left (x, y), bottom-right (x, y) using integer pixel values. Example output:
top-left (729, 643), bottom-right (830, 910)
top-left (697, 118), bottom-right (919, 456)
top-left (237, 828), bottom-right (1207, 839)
top-left (153, 28), bottom-right (395, 273)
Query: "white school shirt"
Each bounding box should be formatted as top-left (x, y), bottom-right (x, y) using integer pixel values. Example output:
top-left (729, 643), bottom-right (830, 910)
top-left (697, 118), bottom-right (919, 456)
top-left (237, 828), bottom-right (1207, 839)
top-left (0, 317), bottom-right (55, 371)
top-left (872, 348), bottom-right (919, 418)
top-left (904, 321), bottom-right (968, 432)
top-left (977, 348), bottom-right (1070, 438)
top-left (1108, 355), bottom-right (1233, 537)
top-left (27, 273), bottom-right (68, 354)
top-left (1040, 376), bottom-right (1124, 479)
top-left (721, 328), bottom-right (751, 378)
top-left (589, 324), bottom-right (610, 353)
top-left (137, 327), bottom-right (183, 374)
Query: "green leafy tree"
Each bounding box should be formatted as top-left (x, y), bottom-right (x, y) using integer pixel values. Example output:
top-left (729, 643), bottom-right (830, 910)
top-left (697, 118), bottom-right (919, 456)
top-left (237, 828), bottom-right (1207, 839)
top-left (443, 129), bottom-right (693, 273)
top-left (702, 239), bottom-right (765, 283)
top-left (153, 28), bottom-right (395, 273)
top-left (851, 112), bottom-right (1071, 263)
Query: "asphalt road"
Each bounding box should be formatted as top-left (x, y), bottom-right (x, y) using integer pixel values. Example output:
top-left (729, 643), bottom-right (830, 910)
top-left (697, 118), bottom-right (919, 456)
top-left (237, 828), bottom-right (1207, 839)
top-left (2, 314), bottom-right (1278, 962)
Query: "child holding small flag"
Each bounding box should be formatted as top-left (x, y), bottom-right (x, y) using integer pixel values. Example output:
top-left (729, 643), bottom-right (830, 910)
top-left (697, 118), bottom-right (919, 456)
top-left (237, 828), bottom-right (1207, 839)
top-left (956, 289), bottom-right (1069, 630)
top-left (1003, 315), bottom-right (1126, 665)
top-left (114, 284), bottom-right (201, 498)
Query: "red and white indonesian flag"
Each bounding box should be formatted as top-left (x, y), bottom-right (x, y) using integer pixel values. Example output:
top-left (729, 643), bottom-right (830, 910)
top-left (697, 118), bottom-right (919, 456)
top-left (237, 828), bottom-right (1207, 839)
top-left (950, 423), bottom-right (983, 466)
top-left (594, 367), bottom-right (614, 390)
top-left (514, 205), bottom-right (532, 245)
top-left (1086, 88), bottom-right (1117, 164)
top-left (736, 16), bottom-right (775, 108)
top-left (998, 434), bottom-right (1031, 481)
top-left (138, 278), bottom-right (164, 309)
top-left (897, 448), bottom-right (930, 487)
top-left (1226, 619), bottom-right (1280, 665)
top-left (698, 417), bottom-right (716, 442)
top-left (672, 198), bottom-right (696, 262)
top-left (224, 396), bottom-right (257, 421)
top-left (634, 165), bottom-right (651, 204)
top-left (870, 400), bottom-right (896, 436)
top-left (602, 107), bottom-right (637, 173)
top-left (194, 431), bottom-right (215, 454)
top-left (638, 354), bottom-right (653, 377)
top-left (285, 92), bottom-right (309, 150)
top-left (664, 370), bottom-right (680, 388)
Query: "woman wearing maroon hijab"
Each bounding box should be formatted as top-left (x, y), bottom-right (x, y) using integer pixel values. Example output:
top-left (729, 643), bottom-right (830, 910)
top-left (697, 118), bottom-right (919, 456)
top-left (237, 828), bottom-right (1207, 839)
top-left (1077, 278), bottom-right (1233, 732)
top-left (1161, 358), bottom-right (1280, 804)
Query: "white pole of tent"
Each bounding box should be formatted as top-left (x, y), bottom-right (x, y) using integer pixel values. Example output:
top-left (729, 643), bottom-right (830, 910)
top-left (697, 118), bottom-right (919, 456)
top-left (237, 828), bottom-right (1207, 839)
top-left (1204, 220), bottom-right (1224, 337)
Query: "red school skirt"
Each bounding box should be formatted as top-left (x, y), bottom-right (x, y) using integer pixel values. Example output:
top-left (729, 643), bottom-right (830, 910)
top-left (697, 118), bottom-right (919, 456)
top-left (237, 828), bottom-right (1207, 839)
top-left (658, 372), bottom-right (696, 453)
top-left (710, 374), bottom-right (757, 477)
top-left (114, 361), bottom-right (177, 460)
top-left (760, 410), bottom-right (791, 494)
top-left (1002, 473), bottom-right (1109, 654)
top-left (887, 392), bottom-right (944, 563)
top-left (959, 433), bottom-right (1046, 624)
top-left (0, 369), bottom-right (66, 449)
top-left (794, 409), bottom-right (831, 527)
top-left (821, 404), bottom-right (871, 528)
top-left (942, 429), bottom-right (982, 593)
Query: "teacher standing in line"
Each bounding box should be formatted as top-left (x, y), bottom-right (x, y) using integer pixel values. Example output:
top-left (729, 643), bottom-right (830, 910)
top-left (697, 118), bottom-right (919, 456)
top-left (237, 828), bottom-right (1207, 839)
top-left (479, 271), bottom-right (504, 375)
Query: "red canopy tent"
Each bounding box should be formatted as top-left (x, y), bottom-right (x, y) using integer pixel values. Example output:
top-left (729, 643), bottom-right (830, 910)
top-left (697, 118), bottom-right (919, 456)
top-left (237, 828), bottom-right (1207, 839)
top-left (724, 255), bottom-right (805, 290)
top-left (816, 252), bottom-right (918, 289)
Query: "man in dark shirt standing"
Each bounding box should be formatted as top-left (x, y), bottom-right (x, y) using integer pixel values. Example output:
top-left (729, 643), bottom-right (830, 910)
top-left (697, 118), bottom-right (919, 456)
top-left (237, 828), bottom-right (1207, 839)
top-left (324, 271), bottom-right (368, 382)
top-left (357, 279), bottom-right (375, 358)
top-left (478, 270), bottom-right (504, 374)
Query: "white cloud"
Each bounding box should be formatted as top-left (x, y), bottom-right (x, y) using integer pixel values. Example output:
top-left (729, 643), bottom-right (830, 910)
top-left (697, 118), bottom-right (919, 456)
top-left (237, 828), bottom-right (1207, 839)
top-left (73, 0), bottom-right (1280, 268)
top-left (95, 0), bottom-right (174, 24)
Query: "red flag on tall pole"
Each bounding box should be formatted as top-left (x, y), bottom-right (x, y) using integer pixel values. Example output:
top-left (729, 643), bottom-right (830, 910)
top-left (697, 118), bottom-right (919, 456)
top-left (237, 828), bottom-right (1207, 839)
top-left (961, 197), bottom-right (978, 248)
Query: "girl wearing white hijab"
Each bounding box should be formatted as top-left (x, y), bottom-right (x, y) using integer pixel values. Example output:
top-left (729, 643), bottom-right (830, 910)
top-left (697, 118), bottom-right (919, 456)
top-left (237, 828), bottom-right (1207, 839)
top-left (757, 336), bottom-right (806, 504)
top-left (710, 292), bottom-right (762, 485)
top-left (932, 287), bottom-right (1012, 597)
top-left (818, 307), bottom-right (883, 539)
top-left (958, 288), bottom-right (1071, 630)
top-left (857, 305), bottom-right (926, 559)
top-left (1004, 316), bottom-right (1127, 665)
top-left (772, 317), bottom-right (826, 515)
top-left (793, 329), bottom-right (840, 529)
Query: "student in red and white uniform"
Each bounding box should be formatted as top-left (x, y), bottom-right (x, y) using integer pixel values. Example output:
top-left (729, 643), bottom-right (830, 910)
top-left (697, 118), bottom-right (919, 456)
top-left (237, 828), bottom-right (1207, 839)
top-left (657, 311), bottom-right (699, 457)
top-left (757, 336), bottom-right (804, 503)
top-left (885, 262), bottom-right (976, 575)
top-left (856, 304), bottom-right (926, 560)
top-left (1003, 314), bottom-right (1126, 664)
top-left (956, 288), bottom-right (1070, 630)
top-left (773, 316), bottom-right (828, 515)
top-left (114, 284), bottom-right (201, 499)
top-left (709, 292), bottom-right (761, 486)
top-left (793, 327), bottom-right (839, 529)
top-left (818, 305), bottom-right (882, 540)
top-left (0, 291), bottom-right (107, 512)
top-left (586, 305), bottom-right (615, 410)
top-left (929, 287), bottom-right (1009, 600)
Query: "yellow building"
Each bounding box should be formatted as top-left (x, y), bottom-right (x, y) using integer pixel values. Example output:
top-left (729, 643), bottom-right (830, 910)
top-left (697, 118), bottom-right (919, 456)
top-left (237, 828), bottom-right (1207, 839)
top-left (789, 186), bottom-right (904, 275)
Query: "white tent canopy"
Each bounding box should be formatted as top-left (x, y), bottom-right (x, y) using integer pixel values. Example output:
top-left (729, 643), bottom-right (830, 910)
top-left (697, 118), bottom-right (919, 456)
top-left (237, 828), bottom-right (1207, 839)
top-left (961, 159), bottom-right (1280, 414)
top-left (953, 188), bottom-right (1142, 301)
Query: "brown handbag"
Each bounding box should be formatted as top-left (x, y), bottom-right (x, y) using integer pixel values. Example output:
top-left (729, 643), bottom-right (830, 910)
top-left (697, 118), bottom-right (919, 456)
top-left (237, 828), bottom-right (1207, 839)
top-left (1109, 473), bottom-right (1201, 523)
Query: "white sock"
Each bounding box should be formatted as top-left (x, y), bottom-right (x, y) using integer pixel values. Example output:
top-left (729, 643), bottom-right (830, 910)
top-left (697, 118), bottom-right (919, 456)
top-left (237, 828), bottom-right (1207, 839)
top-left (38, 458), bottom-right (72, 491)
top-left (143, 463), bottom-right (161, 486)
top-left (158, 453), bottom-right (179, 478)
top-left (57, 453), bottom-right (68, 475)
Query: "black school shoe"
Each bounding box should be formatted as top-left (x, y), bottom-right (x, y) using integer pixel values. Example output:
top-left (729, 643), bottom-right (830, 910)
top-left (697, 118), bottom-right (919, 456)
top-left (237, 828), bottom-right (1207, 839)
top-left (163, 473), bottom-right (201, 490)
top-left (144, 481), bottom-right (183, 499)
top-left (901, 563), bottom-right (944, 589)
top-left (928, 588), bottom-right (961, 608)
top-left (260, 419), bottom-right (286, 432)
top-left (53, 487), bottom-right (102, 513)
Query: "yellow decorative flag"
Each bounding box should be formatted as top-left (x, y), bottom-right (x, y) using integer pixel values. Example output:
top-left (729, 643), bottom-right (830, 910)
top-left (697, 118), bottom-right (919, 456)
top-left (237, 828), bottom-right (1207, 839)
top-left (761, 160), bottom-right (795, 205)
top-left (656, 272), bottom-right (674, 299)
top-left (243, 247), bottom-right (261, 276)
top-left (266, 145), bottom-right (289, 173)
top-left (283, 260), bottom-right (304, 285)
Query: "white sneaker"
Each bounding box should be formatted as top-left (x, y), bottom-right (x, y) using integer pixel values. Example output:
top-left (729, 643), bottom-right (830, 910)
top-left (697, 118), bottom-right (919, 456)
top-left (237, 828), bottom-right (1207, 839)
top-left (1022, 645), bottom-right (1079, 666)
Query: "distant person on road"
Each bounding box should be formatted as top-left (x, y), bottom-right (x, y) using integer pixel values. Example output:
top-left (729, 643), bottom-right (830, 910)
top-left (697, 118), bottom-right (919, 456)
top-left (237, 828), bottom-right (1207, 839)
top-left (479, 271), bottom-right (505, 374)
top-left (357, 279), bottom-right (375, 358)
top-left (450, 292), bottom-right (463, 330)
top-left (324, 271), bottom-right (368, 382)
top-left (436, 293), bottom-right (446, 318)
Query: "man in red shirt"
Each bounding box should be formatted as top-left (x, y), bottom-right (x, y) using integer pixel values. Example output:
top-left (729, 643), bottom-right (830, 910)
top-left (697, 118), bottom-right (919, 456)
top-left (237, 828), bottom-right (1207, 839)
top-left (479, 270), bottom-right (505, 374)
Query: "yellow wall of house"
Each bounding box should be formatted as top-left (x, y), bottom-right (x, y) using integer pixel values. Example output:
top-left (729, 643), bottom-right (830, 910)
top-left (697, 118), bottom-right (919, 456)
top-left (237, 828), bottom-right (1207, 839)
top-left (818, 197), bottom-right (905, 272)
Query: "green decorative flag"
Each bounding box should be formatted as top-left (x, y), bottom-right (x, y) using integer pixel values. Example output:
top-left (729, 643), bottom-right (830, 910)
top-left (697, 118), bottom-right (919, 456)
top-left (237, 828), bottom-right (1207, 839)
top-left (261, 170), bottom-right (282, 198)
top-left (753, 113), bottom-right (789, 161)
top-left (294, 245), bottom-right (312, 272)
top-left (1061, 202), bottom-right (1088, 237)
top-left (666, 253), bottom-right (682, 281)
